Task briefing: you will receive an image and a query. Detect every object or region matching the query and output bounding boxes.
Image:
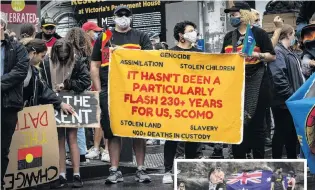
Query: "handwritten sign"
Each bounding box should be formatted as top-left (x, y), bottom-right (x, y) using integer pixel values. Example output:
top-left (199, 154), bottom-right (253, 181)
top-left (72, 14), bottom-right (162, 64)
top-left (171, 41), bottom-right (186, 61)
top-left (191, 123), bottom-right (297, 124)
top-left (109, 49), bottom-right (245, 143)
top-left (4, 105), bottom-right (59, 190)
top-left (55, 91), bottom-right (100, 128)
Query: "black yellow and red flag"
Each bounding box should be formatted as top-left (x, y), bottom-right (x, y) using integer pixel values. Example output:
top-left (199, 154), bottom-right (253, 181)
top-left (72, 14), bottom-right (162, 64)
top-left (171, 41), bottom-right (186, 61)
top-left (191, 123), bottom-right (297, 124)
top-left (18, 146), bottom-right (42, 170)
top-left (101, 29), bottom-right (113, 67)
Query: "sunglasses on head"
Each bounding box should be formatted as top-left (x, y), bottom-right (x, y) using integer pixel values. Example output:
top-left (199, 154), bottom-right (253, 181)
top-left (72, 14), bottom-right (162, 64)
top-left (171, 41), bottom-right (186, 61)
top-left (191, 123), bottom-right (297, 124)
top-left (44, 25), bottom-right (55, 30)
top-left (116, 11), bottom-right (131, 17)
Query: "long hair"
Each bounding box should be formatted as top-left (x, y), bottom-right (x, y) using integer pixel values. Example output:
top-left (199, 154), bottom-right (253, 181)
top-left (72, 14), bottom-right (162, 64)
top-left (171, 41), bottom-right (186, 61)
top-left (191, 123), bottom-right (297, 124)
top-left (51, 39), bottom-right (75, 66)
top-left (64, 27), bottom-right (92, 57)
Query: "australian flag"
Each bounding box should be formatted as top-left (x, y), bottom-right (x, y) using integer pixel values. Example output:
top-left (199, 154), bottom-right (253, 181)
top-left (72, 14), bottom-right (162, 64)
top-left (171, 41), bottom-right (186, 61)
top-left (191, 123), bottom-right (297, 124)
top-left (226, 170), bottom-right (273, 190)
top-left (242, 24), bottom-right (256, 56)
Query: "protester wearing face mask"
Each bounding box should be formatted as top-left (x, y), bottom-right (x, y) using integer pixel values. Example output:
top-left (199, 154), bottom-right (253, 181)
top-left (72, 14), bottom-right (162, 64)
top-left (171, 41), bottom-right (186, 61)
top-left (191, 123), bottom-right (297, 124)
top-left (268, 24), bottom-right (305, 159)
top-left (35, 17), bottom-right (61, 48)
top-left (82, 23), bottom-right (111, 163)
top-left (82, 21), bottom-right (102, 46)
top-left (40, 39), bottom-right (91, 188)
top-left (222, 1), bottom-right (276, 159)
top-left (90, 5), bottom-right (152, 184)
top-left (251, 9), bottom-right (261, 28)
top-left (162, 21), bottom-right (202, 185)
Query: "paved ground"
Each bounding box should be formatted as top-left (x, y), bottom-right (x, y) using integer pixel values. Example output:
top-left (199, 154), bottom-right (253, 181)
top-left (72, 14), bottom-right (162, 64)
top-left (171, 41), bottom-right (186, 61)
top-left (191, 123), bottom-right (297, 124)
top-left (51, 175), bottom-right (173, 190)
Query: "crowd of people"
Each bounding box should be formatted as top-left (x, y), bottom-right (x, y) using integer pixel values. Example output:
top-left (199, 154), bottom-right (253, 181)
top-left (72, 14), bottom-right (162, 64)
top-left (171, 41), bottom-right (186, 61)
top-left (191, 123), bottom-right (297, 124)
top-left (1, 1), bottom-right (315, 189)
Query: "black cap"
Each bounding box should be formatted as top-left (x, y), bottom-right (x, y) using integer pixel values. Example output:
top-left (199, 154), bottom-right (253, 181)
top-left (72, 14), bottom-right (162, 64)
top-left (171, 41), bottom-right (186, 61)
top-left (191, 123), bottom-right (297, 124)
top-left (114, 5), bottom-right (132, 15)
top-left (147, 32), bottom-right (160, 39)
top-left (224, 1), bottom-right (251, 13)
top-left (41, 17), bottom-right (56, 27)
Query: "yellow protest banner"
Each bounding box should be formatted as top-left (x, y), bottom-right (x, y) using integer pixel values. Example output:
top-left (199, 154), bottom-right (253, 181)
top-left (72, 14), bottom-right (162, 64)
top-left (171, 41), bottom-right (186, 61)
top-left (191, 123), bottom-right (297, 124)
top-left (4, 105), bottom-right (59, 189)
top-left (109, 49), bottom-right (245, 144)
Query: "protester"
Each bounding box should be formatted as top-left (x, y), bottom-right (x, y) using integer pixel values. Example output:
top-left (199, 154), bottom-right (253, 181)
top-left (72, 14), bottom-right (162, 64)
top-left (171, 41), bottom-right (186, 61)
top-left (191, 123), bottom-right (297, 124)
top-left (301, 22), bottom-right (315, 79)
top-left (268, 24), bottom-right (305, 159)
top-left (287, 171), bottom-right (296, 190)
top-left (178, 182), bottom-right (186, 190)
top-left (162, 21), bottom-right (202, 184)
top-left (82, 21), bottom-right (102, 46)
top-left (147, 31), bottom-right (160, 47)
top-left (20, 23), bottom-right (36, 40)
top-left (271, 167), bottom-right (285, 190)
top-left (62, 27), bottom-right (95, 164)
top-left (251, 9), bottom-right (261, 28)
top-left (222, 1), bottom-right (276, 159)
top-left (22, 38), bottom-right (73, 112)
top-left (82, 21), bottom-right (110, 161)
top-left (35, 17), bottom-right (61, 48)
top-left (0, 11), bottom-right (29, 188)
top-left (40, 39), bottom-right (91, 188)
top-left (90, 5), bottom-right (152, 184)
top-left (208, 167), bottom-right (226, 190)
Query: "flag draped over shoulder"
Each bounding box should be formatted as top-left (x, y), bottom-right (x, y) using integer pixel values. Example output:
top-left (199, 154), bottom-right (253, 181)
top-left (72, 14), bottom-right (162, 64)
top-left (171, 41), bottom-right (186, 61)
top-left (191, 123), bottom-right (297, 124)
top-left (286, 73), bottom-right (315, 174)
top-left (242, 24), bottom-right (256, 56)
top-left (226, 170), bottom-right (273, 190)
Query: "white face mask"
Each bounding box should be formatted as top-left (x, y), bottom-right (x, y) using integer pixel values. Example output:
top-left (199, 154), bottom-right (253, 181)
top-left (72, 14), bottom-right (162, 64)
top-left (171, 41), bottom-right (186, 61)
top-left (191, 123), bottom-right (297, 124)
top-left (183, 31), bottom-right (197, 43)
top-left (114, 16), bottom-right (131, 30)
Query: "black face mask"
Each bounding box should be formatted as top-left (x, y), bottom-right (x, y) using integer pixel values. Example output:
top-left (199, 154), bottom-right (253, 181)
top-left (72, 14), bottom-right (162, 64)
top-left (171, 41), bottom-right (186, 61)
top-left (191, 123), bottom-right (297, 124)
top-left (43, 33), bottom-right (53, 39)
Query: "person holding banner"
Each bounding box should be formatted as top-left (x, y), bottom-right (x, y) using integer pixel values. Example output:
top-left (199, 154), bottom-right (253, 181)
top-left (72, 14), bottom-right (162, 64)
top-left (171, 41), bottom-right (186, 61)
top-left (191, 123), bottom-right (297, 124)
top-left (162, 20), bottom-right (202, 184)
top-left (0, 11), bottom-right (30, 188)
top-left (222, 1), bottom-right (276, 159)
top-left (268, 24), bottom-right (305, 159)
top-left (40, 39), bottom-right (91, 188)
top-left (90, 5), bottom-right (152, 184)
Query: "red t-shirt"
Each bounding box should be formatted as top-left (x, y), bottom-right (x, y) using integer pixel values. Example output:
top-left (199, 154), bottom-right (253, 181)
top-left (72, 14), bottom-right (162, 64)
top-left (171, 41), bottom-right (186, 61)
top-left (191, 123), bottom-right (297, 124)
top-left (46, 37), bottom-right (57, 47)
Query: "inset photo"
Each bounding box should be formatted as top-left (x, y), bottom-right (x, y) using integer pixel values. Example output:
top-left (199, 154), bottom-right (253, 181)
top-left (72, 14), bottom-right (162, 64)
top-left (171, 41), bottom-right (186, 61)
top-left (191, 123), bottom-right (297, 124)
top-left (175, 159), bottom-right (306, 190)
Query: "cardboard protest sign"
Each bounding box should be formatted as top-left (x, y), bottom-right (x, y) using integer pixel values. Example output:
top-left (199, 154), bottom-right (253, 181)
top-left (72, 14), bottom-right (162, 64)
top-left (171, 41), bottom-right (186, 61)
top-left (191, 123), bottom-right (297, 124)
top-left (55, 91), bottom-right (100, 128)
top-left (287, 73), bottom-right (315, 174)
top-left (109, 49), bottom-right (245, 143)
top-left (4, 105), bottom-right (59, 190)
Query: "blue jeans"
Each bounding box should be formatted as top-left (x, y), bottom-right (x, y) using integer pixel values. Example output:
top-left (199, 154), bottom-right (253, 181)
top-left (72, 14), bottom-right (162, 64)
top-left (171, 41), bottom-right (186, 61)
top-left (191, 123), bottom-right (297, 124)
top-left (66, 128), bottom-right (87, 155)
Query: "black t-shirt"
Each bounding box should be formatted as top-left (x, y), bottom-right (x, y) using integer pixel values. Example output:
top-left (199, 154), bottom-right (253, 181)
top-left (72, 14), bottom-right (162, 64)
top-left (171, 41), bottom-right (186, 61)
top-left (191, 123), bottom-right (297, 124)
top-left (221, 26), bottom-right (275, 65)
top-left (91, 28), bottom-right (153, 89)
top-left (170, 45), bottom-right (202, 52)
top-left (271, 173), bottom-right (284, 190)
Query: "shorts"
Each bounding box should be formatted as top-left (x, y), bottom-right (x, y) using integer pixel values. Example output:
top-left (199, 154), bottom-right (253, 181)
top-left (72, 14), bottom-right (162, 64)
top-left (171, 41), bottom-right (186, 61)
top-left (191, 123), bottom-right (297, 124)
top-left (100, 90), bottom-right (114, 139)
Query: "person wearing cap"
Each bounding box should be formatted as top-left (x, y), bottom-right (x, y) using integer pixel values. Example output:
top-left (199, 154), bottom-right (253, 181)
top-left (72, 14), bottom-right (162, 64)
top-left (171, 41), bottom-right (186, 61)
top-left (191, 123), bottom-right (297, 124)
top-left (35, 17), bottom-right (61, 48)
top-left (82, 21), bottom-right (102, 46)
top-left (147, 31), bottom-right (160, 47)
top-left (90, 5), bottom-right (152, 184)
top-left (222, 1), bottom-right (276, 159)
top-left (0, 11), bottom-right (30, 188)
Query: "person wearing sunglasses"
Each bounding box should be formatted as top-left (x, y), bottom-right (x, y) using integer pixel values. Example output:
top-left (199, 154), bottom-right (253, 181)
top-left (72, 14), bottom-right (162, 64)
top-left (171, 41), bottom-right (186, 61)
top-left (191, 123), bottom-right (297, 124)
top-left (35, 17), bottom-right (61, 48)
top-left (90, 5), bottom-right (152, 185)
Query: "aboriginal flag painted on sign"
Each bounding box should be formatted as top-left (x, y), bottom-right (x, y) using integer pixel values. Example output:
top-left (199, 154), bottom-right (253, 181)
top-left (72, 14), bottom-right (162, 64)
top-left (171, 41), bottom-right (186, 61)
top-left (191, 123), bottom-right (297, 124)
top-left (18, 146), bottom-right (42, 170)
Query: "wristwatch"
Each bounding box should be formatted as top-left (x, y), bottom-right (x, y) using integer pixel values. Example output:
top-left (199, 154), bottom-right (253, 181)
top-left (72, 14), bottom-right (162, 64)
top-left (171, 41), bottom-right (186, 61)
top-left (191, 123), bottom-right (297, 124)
top-left (259, 53), bottom-right (265, 60)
